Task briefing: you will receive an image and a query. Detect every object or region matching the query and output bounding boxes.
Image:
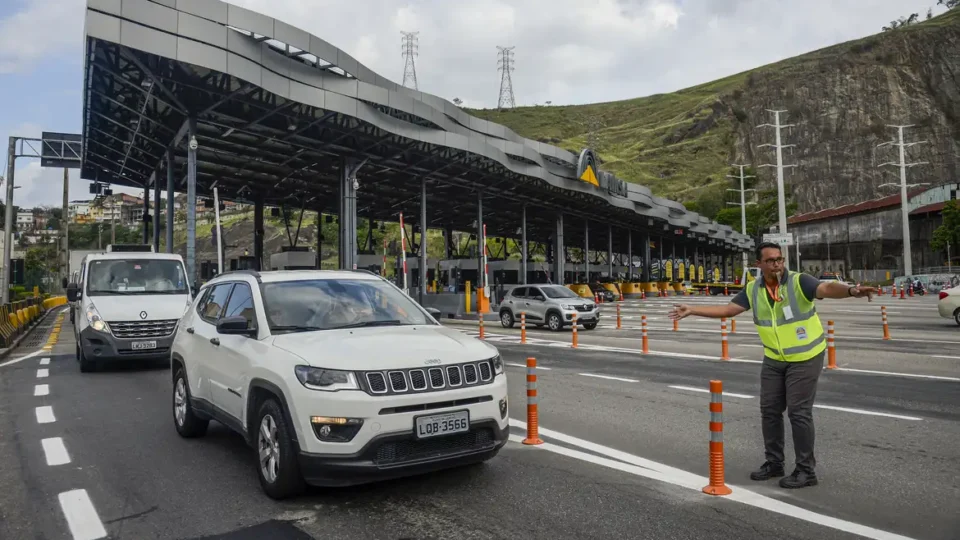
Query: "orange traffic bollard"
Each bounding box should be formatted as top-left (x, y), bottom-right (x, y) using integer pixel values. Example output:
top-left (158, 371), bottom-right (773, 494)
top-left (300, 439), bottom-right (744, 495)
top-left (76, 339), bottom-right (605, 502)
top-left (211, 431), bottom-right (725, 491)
top-left (720, 318), bottom-right (730, 360)
top-left (572, 312), bottom-right (578, 348)
top-left (882, 306), bottom-right (891, 340)
top-left (900, 287), bottom-right (905, 300)
top-left (520, 312), bottom-right (527, 344)
top-left (478, 312), bottom-right (485, 339)
top-left (522, 357), bottom-right (544, 445)
top-left (641, 315), bottom-right (649, 354)
top-left (616, 303), bottom-right (622, 330)
top-left (673, 318), bottom-right (679, 332)
top-left (730, 319), bottom-right (736, 334)
top-left (826, 320), bottom-right (837, 369)
top-left (702, 380), bottom-right (733, 496)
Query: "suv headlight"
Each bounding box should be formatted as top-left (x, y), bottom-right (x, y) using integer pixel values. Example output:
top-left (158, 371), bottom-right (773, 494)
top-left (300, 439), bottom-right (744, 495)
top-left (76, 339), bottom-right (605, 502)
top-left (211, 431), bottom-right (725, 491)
top-left (561, 303), bottom-right (578, 310)
top-left (294, 366), bottom-right (360, 391)
top-left (491, 354), bottom-right (503, 375)
top-left (85, 303), bottom-right (110, 333)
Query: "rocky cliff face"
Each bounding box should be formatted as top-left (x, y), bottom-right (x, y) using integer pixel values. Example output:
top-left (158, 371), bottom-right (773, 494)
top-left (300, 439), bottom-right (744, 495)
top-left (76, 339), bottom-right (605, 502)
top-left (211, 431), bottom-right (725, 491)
top-left (728, 12), bottom-right (960, 212)
top-left (470, 9), bottom-right (960, 215)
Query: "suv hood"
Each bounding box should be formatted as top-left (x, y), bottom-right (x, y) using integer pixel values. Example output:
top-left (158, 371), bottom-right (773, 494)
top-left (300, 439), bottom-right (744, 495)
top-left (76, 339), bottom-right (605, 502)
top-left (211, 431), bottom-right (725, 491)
top-left (87, 295), bottom-right (190, 322)
top-left (270, 325), bottom-right (498, 371)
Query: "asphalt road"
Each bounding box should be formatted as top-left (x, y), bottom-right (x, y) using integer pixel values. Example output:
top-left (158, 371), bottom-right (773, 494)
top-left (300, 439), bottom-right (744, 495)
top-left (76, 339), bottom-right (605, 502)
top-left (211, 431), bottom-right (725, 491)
top-left (0, 305), bottom-right (956, 540)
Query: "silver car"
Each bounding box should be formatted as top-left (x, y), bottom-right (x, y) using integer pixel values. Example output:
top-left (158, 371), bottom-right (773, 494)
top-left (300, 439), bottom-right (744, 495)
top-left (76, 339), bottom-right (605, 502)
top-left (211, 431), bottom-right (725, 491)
top-left (499, 284), bottom-right (600, 331)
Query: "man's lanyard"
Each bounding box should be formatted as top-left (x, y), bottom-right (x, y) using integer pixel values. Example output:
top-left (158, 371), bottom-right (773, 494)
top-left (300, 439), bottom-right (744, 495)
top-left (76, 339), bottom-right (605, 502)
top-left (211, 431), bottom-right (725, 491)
top-left (765, 280), bottom-right (782, 303)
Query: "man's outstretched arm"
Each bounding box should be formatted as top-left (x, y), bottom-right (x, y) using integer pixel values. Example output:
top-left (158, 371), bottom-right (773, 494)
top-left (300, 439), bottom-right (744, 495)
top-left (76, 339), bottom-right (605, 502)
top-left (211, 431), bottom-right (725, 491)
top-left (669, 291), bottom-right (748, 320)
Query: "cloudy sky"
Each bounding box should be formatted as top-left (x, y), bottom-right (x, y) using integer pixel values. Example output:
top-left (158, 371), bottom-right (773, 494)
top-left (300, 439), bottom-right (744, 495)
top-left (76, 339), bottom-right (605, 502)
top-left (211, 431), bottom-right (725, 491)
top-left (0, 0), bottom-right (947, 210)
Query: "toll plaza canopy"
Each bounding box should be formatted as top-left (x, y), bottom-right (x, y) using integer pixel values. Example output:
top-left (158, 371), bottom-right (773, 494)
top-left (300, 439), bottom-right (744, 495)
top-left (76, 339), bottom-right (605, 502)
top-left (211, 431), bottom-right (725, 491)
top-left (80, 0), bottom-right (753, 281)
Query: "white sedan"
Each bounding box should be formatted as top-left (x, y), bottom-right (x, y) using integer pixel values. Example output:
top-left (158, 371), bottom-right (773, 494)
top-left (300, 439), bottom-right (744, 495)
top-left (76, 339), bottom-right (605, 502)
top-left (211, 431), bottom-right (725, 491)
top-left (938, 286), bottom-right (960, 326)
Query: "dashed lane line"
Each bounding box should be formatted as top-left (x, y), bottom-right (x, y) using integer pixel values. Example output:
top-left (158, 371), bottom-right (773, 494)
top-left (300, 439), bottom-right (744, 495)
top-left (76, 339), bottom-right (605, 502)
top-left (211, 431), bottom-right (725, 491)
top-left (0, 348), bottom-right (49, 368)
top-left (668, 385), bottom-right (755, 399)
top-left (812, 405), bottom-right (922, 422)
top-left (932, 355), bottom-right (960, 360)
top-left (40, 357), bottom-right (50, 365)
top-left (34, 384), bottom-right (49, 396)
top-left (42, 437), bottom-right (71, 466)
top-left (58, 489), bottom-right (108, 540)
top-left (37, 368), bottom-right (49, 378)
top-left (35, 406), bottom-right (56, 424)
top-left (506, 362), bottom-right (551, 370)
top-left (578, 373), bottom-right (639, 383)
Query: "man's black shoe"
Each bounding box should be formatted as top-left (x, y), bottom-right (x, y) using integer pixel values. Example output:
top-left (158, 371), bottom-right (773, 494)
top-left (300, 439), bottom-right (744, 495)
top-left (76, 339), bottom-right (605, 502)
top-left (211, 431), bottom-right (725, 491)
top-left (749, 461), bottom-right (785, 481)
top-left (779, 469), bottom-right (818, 489)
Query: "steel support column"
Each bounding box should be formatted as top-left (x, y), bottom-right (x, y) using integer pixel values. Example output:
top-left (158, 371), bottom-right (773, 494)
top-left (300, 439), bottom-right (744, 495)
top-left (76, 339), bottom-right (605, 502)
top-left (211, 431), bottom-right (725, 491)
top-left (142, 185), bottom-right (150, 244)
top-left (583, 219), bottom-right (589, 282)
top-left (153, 170), bottom-right (161, 252)
top-left (165, 150), bottom-right (174, 253)
top-left (627, 230), bottom-right (633, 281)
top-left (1, 138), bottom-right (14, 302)
top-left (338, 157), bottom-right (359, 270)
top-left (186, 119), bottom-right (198, 286)
top-left (521, 204), bottom-right (528, 285)
top-left (553, 213), bottom-right (565, 285)
top-left (658, 236), bottom-right (664, 281)
top-left (418, 177), bottom-right (427, 305)
top-left (607, 224), bottom-right (613, 278)
top-left (254, 199), bottom-right (264, 271)
top-left (642, 233), bottom-right (651, 282)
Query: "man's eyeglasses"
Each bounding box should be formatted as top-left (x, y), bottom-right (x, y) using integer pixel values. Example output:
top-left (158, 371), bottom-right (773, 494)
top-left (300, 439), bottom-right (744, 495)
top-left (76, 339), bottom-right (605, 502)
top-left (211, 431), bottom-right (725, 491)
top-left (762, 257), bottom-right (785, 265)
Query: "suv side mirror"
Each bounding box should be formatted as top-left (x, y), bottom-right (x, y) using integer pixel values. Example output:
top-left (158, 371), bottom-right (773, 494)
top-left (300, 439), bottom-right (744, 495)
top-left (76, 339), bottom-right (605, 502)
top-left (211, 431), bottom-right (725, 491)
top-left (535, 295), bottom-right (545, 301)
top-left (425, 307), bottom-right (441, 319)
top-left (217, 316), bottom-right (256, 337)
top-left (66, 283), bottom-right (80, 302)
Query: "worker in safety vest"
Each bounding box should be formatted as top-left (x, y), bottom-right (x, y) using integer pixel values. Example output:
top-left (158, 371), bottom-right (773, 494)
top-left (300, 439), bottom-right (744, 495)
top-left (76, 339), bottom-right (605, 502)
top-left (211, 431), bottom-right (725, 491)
top-left (668, 241), bottom-right (876, 489)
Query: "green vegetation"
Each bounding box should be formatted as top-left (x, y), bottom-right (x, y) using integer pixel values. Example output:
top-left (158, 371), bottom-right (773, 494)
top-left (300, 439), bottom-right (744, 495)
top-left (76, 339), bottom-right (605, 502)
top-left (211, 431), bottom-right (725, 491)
top-left (467, 7), bottom-right (960, 220)
top-left (930, 200), bottom-right (959, 260)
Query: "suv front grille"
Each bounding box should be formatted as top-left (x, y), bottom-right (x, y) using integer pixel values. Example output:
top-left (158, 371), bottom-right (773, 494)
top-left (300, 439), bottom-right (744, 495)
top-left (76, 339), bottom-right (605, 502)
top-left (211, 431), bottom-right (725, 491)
top-left (362, 359), bottom-right (496, 396)
top-left (108, 319), bottom-right (178, 339)
top-left (575, 304), bottom-right (592, 312)
top-left (374, 428), bottom-right (495, 465)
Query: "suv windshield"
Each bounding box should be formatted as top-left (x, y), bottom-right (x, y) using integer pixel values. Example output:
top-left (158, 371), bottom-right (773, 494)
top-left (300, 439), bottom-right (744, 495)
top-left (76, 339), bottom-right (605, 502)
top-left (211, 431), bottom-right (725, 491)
top-left (541, 285), bottom-right (580, 299)
top-left (261, 278), bottom-right (432, 332)
top-left (86, 259), bottom-right (189, 295)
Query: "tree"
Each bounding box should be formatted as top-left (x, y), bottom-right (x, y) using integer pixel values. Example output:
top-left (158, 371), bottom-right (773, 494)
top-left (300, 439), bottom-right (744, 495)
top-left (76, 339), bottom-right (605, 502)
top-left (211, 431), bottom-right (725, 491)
top-left (938, 0), bottom-right (959, 9)
top-left (882, 13), bottom-right (920, 31)
top-left (930, 200), bottom-right (960, 261)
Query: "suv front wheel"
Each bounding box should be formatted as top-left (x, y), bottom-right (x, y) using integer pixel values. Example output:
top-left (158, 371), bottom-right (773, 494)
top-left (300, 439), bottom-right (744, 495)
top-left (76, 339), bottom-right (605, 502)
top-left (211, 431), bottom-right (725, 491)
top-left (500, 310), bottom-right (515, 328)
top-left (255, 398), bottom-right (305, 500)
top-left (547, 312), bottom-right (563, 332)
top-left (173, 367), bottom-right (208, 438)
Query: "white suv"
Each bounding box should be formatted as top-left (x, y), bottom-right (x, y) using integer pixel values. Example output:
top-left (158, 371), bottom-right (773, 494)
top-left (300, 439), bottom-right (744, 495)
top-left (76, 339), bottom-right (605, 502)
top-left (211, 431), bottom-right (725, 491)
top-left (171, 269), bottom-right (509, 499)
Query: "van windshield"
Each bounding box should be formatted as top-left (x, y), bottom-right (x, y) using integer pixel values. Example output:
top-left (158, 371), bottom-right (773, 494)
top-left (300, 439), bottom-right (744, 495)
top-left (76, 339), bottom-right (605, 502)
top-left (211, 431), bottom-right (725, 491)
top-left (86, 259), bottom-right (189, 296)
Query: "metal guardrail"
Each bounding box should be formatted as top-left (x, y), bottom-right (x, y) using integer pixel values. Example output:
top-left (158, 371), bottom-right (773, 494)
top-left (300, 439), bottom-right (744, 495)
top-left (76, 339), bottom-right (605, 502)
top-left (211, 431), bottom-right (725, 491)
top-left (0, 295), bottom-right (68, 349)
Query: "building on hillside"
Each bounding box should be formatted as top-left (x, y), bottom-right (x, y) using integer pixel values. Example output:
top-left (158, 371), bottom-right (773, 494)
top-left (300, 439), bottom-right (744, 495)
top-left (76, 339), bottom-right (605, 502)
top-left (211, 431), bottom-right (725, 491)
top-left (16, 211), bottom-right (34, 231)
top-left (786, 183), bottom-right (959, 281)
top-left (70, 200), bottom-right (94, 223)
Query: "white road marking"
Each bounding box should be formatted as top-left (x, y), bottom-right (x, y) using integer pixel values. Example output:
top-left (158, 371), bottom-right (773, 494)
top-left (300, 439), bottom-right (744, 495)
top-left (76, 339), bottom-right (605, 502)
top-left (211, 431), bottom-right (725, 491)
top-left (507, 420), bottom-right (915, 540)
top-left (42, 437), bottom-right (71, 466)
top-left (837, 367), bottom-right (960, 382)
top-left (738, 344), bottom-right (764, 348)
top-left (37, 368), bottom-right (49, 378)
top-left (36, 406), bottom-right (56, 423)
top-left (0, 348), bottom-right (46, 368)
top-left (813, 404), bottom-right (922, 421)
top-left (58, 489), bottom-right (108, 540)
top-left (578, 373), bottom-right (639, 383)
top-left (668, 385), bottom-right (755, 399)
top-left (40, 357), bottom-right (50, 365)
top-left (932, 355), bottom-right (960, 360)
top-left (506, 362), bottom-right (551, 370)
top-left (34, 384), bottom-right (49, 396)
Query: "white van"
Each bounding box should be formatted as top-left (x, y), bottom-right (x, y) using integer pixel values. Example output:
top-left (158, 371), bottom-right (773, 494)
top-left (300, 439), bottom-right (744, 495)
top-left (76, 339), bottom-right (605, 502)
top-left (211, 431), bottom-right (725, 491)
top-left (66, 245), bottom-right (194, 372)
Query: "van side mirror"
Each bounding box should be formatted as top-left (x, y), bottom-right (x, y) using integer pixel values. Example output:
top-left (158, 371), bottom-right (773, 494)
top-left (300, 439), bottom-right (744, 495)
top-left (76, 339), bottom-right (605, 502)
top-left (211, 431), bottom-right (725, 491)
top-left (66, 283), bottom-right (80, 302)
top-left (216, 316), bottom-right (256, 337)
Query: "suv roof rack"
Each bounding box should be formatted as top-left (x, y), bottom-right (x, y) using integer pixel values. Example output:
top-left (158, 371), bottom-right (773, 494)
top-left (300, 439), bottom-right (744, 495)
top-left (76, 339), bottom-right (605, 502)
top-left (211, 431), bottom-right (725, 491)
top-left (106, 244), bottom-right (154, 253)
top-left (212, 269), bottom-right (262, 282)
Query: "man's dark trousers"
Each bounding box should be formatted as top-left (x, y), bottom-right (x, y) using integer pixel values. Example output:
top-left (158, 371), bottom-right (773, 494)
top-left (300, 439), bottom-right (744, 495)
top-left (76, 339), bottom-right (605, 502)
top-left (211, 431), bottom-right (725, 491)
top-left (760, 352), bottom-right (824, 473)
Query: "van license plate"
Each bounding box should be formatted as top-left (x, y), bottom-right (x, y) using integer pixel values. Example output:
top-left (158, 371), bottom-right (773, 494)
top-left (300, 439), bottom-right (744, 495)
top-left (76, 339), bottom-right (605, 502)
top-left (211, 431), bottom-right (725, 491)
top-left (131, 341), bottom-right (157, 350)
top-left (414, 410), bottom-right (470, 439)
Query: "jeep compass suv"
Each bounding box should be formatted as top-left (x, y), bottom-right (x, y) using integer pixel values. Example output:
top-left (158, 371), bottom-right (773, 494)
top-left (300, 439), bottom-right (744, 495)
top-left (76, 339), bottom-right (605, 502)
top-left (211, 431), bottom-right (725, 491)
top-left (171, 269), bottom-right (509, 499)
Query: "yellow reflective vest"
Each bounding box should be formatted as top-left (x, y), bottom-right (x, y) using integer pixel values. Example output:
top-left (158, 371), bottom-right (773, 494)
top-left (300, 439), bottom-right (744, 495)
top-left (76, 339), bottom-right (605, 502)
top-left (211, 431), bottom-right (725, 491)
top-left (746, 270), bottom-right (826, 362)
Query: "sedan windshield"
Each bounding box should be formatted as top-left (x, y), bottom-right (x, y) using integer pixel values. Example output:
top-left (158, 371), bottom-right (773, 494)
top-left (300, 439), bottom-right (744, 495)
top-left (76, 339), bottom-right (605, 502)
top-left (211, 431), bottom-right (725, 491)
top-left (261, 278), bottom-right (432, 332)
top-left (541, 285), bottom-right (580, 299)
top-left (86, 259), bottom-right (189, 295)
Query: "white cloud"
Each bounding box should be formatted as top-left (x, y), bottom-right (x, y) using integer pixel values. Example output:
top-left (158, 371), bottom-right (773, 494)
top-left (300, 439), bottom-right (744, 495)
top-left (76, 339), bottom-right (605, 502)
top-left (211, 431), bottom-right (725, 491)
top-left (0, 0), bottom-right (84, 74)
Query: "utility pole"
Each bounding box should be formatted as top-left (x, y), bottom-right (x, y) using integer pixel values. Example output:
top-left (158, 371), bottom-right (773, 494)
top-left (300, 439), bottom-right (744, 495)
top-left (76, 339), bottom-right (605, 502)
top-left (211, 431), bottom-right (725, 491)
top-left (496, 46), bottom-right (516, 109)
top-left (757, 109), bottom-right (797, 266)
top-left (400, 31), bottom-right (419, 90)
top-left (878, 124), bottom-right (928, 277)
top-left (62, 168), bottom-right (69, 288)
top-left (726, 164), bottom-right (756, 279)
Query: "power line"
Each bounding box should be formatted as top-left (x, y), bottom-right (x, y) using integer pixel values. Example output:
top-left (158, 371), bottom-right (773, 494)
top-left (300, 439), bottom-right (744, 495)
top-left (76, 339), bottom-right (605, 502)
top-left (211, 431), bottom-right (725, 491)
top-left (756, 109), bottom-right (797, 261)
top-left (877, 124), bottom-right (929, 276)
top-left (401, 31), bottom-right (419, 90)
top-left (497, 46), bottom-right (515, 109)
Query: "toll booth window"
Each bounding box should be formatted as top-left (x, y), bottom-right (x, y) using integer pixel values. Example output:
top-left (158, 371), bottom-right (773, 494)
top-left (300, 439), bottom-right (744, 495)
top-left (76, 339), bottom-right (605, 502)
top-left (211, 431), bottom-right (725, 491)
top-left (261, 278), bottom-right (431, 332)
top-left (86, 259), bottom-right (189, 295)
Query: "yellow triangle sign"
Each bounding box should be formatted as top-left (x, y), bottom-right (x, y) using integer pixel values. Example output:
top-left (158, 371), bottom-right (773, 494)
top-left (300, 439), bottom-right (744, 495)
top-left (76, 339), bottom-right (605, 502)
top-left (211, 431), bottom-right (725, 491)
top-left (580, 165), bottom-right (599, 187)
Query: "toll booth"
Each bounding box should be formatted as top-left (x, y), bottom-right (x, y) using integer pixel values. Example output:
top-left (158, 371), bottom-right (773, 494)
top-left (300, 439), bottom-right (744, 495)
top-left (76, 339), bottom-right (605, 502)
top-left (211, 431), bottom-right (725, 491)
top-left (356, 254), bottom-right (385, 276)
top-left (394, 257), bottom-right (438, 292)
top-left (230, 255), bottom-right (259, 271)
top-left (269, 246), bottom-right (317, 270)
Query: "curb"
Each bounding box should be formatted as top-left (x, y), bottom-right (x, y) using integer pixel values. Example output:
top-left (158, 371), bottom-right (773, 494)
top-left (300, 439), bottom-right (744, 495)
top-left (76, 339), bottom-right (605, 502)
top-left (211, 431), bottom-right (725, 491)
top-left (0, 307), bottom-right (64, 361)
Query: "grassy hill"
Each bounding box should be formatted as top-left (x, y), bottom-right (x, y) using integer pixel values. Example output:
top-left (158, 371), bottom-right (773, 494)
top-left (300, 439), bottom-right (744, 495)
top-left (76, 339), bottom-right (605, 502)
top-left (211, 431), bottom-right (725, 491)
top-left (467, 7), bottom-right (960, 215)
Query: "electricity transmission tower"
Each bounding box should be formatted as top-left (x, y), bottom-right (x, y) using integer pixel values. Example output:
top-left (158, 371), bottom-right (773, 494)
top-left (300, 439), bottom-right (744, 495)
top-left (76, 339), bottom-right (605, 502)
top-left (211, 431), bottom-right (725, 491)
top-left (877, 125), bottom-right (929, 276)
top-left (726, 164), bottom-right (757, 274)
top-left (757, 109), bottom-right (797, 263)
top-left (497, 46), bottom-right (515, 109)
top-left (401, 31), bottom-right (419, 90)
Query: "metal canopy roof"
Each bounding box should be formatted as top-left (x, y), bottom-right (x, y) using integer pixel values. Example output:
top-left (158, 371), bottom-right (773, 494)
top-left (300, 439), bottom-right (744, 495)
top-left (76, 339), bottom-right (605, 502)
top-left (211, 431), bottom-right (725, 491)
top-left (80, 0), bottom-right (751, 254)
